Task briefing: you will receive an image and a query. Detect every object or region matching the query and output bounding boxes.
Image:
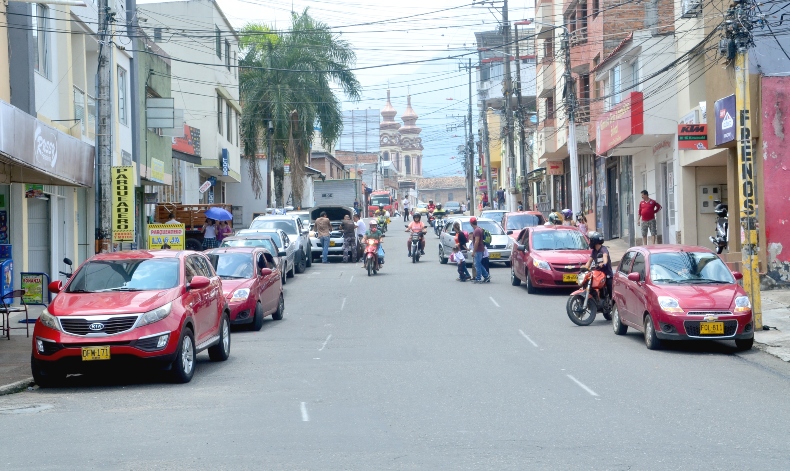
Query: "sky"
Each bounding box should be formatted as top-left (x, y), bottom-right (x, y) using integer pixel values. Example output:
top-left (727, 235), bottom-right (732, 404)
top-left (139, 0), bottom-right (536, 177)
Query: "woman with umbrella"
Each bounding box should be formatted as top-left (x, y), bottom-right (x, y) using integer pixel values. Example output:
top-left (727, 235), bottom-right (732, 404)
top-left (202, 207), bottom-right (233, 250)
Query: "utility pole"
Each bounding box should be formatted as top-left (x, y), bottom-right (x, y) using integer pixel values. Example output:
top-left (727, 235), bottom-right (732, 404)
top-left (501, 0), bottom-right (517, 212)
top-left (267, 120), bottom-right (274, 208)
top-left (513, 22), bottom-right (529, 211)
top-left (96, 0), bottom-right (115, 253)
top-left (726, 0), bottom-right (762, 329)
top-left (459, 59), bottom-right (476, 216)
top-left (562, 28), bottom-right (581, 216)
top-left (482, 107), bottom-right (492, 211)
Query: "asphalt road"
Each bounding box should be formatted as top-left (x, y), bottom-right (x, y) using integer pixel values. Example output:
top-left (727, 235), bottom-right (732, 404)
top-left (2, 227), bottom-right (790, 470)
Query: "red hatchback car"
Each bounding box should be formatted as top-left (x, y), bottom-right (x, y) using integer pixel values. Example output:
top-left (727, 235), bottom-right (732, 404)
top-left (32, 250), bottom-right (231, 387)
top-left (510, 226), bottom-right (590, 293)
top-left (205, 247), bottom-right (284, 330)
top-left (611, 245), bottom-right (754, 350)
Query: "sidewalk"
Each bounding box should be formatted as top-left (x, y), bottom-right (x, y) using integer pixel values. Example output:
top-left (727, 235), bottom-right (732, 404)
top-left (0, 306), bottom-right (43, 395)
top-left (755, 290), bottom-right (790, 361)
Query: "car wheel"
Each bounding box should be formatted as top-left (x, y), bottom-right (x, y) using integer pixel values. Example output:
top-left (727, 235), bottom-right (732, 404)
top-left (612, 304), bottom-right (627, 335)
top-left (171, 328), bottom-right (196, 383)
top-left (281, 264), bottom-right (287, 285)
top-left (504, 261), bottom-right (511, 268)
top-left (644, 314), bottom-right (662, 350)
top-left (439, 244), bottom-right (448, 264)
top-left (186, 238), bottom-right (202, 251)
top-left (251, 302), bottom-right (265, 331)
top-left (735, 337), bottom-right (754, 351)
top-left (272, 294), bottom-right (284, 320)
top-left (208, 313), bottom-right (231, 361)
top-left (305, 248), bottom-right (312, 267)
top-left (525, 269), bottom-right (537, 294)
top-left (295, 252), bottom-right (306, 274)
top-left (31, 355), bottom-right (66, 388)
top-left (510, 266), bottom-right (521, 286)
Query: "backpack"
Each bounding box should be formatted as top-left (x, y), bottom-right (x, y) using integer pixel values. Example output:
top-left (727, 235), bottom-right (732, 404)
top-left (482, 228), bottom-right (492, 246)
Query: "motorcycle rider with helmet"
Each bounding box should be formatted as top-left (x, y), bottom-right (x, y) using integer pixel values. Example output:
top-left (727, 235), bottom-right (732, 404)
top-left (405, 213), bottom-right (427, 257)
top-left (584, 231), bottom-right (613, 303)
top-left (561, 209), bottom-right (574, 226)
top-left (363, 220), bottom-right (385, 269)
top-left (544, 212), bottom-right (561, 226)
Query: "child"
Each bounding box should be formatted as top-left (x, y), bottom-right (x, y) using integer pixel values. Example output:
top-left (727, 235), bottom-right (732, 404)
top-left (577, 212), bottom-right (588, 235)
top-left (449, 245), bottom-right (471, 282)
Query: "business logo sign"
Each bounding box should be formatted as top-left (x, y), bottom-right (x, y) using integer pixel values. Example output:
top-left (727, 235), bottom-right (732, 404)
top-left (221, 148), bottom-right (229, 176)
top-left (151, 158), bottom-right (165, 183)
top-left (678, 124), bottom-right (709, 150)
top-left (148, 224), bottom-right (185, 250)
top-left (111, 166), bottom-right (135, 242)
top-left (595, 92), bottom-right (645, 155)
top-left (714, 94), bottom-right (736, 146)
top-left (546, 161), bottom-right (564, 175)
top-left (172, 125), bottom-right (201, 156)
top-left (34, 124), bottom-right (58, 169)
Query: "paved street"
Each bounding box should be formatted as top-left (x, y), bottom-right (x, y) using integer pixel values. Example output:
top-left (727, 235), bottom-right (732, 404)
top-left (2, 229), bottom-right (790, 470)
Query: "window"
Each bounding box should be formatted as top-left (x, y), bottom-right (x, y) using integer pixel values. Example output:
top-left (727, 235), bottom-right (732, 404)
top-left (631, 254), bottom-right (646, 281)
top-left (235, 113), bottom-right (239, 146)
top-left (226, 104), bottom-right (232, 143)
top-left (593, 0), bottom-right (600, 16)
top-left (405, 155), bottom-right (411, 175)
top-left (447, 193), bottom-right (453, 201)
top-left (74, 87), bottom-right (85, 134)
top-left (32, 4), bottom-right (49, 78)
top-left (233, 52), bottom-right (237, 78)
top-left (217, 96), bottom-right (223, 136)
top-left (225, 40), bottom-right (231, 70)
top-left (612, 65), bottom-right (622, 106)
top-left (215, 26), bottom-right (221, 58)
top-left (630, 59), bottom-right (639, 90)
top-left (382, 151), bottom-right (389, 161)
top-left (117, 67), bottom-right (128, 125)
top-left (546, 97), bottom-right (555, 120)
top-left (542, 39), bottom-right (554, 62)
top-left (618, 251), bottom-right (635, 274)
top-left (154, 27), bottom-right (162, 42)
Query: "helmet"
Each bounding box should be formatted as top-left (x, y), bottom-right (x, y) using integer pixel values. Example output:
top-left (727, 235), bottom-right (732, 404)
top-left (378, 205), bottom-right (384, 209)
top-left (429, 199), bottom-right (434, 203)
top-left (369, 220), bottom-right (378, 227)
top-left (561, 209), bottom-right (573, 220)
top-left (588, 231), bottom-right (604, 249)
top-left (413, 213), bottom-right (422, 220)
top-left (548, 213), bottom-right (560, 225)
top-left (437, 204), bottom-right (442, 210)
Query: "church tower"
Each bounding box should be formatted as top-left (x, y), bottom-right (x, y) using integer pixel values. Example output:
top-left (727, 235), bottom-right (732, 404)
top-left (379, 90), bottom-right (401, 175)
top-left (399, 95), bottom-right (423, 176)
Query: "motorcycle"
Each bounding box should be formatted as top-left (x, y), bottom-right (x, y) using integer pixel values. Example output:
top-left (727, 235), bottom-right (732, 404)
top-left (434, 217), bottom-right (446, 237)
top-left (427, 210), bottom-right (436, 227)
top-left (364, 239), bottom-right (383, 276)
top-left (709, 200), bottom-right (728, 254)
top-left (566, 262), bottom-right (612, 326)
top-left (377, 215), bottom-right (389, 234)
top-left (410, 232), bottom-right (423, 263)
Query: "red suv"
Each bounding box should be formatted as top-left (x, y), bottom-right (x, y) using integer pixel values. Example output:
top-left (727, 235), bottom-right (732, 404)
top-left (32, 250), bottom-right (231, 386)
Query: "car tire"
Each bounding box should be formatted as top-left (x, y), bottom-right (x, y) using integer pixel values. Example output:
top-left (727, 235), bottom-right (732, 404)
top-left (504, 261), bottom-right (511, 268)
top-left (208, 313), bottom-right (231, 362)
top-left (31, 355), bottom-right (66, 388)
top-left (287, 261), bottom-right (295, 278)
top-left (439, 244), bottom-right (448, 264)
top-left (735, 337), bottom-right (754, 351)
top-left (612, 304), bottom-right (627, 335)
top-left (252, 302), bottom-right (265, 331)
top-left (281, 264), bottom-right (287, 285)
top-left (526, 269), bottom-right (537, 294)
top-left (171, 328), bottom-right (196, 383)
top-left (186, 238), bottom-right (202, 251)
top-left (510, 266), bottom-right (521, 286)
top-left (272, 294), bottom-right (284, 320)
top-left (295, 252), bottom-right (306, 274)
top-left (643, 314), bottom-right (662, 350)
top-left (305, 248), bottom-right (312, 267)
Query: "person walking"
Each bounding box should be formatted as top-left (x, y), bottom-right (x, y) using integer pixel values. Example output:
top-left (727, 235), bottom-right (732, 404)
top-left (341, 214), bottom-right (357, 263)
top-left (402, 197), bottom-right (410, 221)
top-left (637, 190), bottom-right (662, 245)
top-left (201, 218), bottom-right (218, 249)
top-left (497, 187), bottom-right (506, 210)
top-left (470, 217), bottom-right (489, 283)
top-left (482, 192), bottom-right (489, 209)
top-left (449, 245), bottom-right (471, 282)
top-left (217, 221), bottom-right (233, 244)
top-left (354, 214), bottom-right (367, 265)
top-left (315, 211), bottom-right (332, 263)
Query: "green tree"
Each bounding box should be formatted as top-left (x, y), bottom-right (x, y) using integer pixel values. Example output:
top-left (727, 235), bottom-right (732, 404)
top-left (239, 9), bottom-right (361, 207)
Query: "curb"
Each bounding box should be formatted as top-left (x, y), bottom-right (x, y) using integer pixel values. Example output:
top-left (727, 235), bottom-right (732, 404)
top-left (0, 378), bottom-right (34, 396)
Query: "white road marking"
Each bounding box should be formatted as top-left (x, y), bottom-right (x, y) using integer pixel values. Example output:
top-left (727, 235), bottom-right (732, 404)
top-left (319, 334), bottom-right (332, 351)
top-left (300, 402), bottom-right (309, 421)
top-left (567, 375), bottom-right (599, 397)
top-left (489, 297), bottom-right (500, 308)
top-left (349, 276), bottom-right (354, 283)
top-left (341, 298), bottom-right (346, 310)
top-left (518, 329), bottom-right (538, 347)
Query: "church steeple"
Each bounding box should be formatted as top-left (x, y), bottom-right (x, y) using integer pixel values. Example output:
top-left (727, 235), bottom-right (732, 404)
top-left (399, 95), bottom-right (421, 134)
top-left (380, 90), bottom-right (399, 130)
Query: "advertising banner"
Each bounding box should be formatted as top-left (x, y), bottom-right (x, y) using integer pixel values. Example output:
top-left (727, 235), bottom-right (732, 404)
top-left (112, 166), bottom-right (135, 242)
top-left (151, 158), bottom-right (165, 182)
top-left (21, 272), bottom-right (48, 305)
top-left (546, 161), bottom-right (564, 175)
top-left (714, 94), bottom-right (736, 146)
top-left (678, 124), bottom-right (709, 150)
top-left (148, 224), bottom-right (185, 250)
top-left (595, 92), bottom-right (644, 155)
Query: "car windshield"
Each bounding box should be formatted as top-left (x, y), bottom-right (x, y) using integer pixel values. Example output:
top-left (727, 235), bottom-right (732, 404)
top-left (370, 195), bottom-right (390, 206)
top-left (650, 252), bottom-right (734, 284)
top-left (505, 214), bottom-right (542, 230)
top-left (481, 211), bottom-right (506, 223)
top-left (249, 219), bottom-right (296, 233)
top-left (445, 202), bottom-right (460, 208)
top-left (223, 237), bottom-right (279, 251)
top-left (532, 231), bottom-right (588, 250)
top-left (67, 258), bottom-right (180, 292)
top-left (417, 203), bottom-right (427, 209)
top-left (209, 253), bottom-right (254, 279)
top-left (460, 221), bottom-right (504, 235)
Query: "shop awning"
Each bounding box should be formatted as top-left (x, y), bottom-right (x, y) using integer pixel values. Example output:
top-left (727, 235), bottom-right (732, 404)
top-left (527, 167), bottom-right (547, 183)
top-left (172, 150), bottom-right (201, 165)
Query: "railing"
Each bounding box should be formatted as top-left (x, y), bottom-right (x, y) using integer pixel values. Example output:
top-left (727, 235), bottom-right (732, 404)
top-left (87, 94), bottom-right (97, 135)
top-left (73, 87), bottom-right (85, 134)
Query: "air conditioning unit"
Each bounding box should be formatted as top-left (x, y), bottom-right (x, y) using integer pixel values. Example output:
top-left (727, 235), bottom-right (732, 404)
top-left (681, 0), bottom-right (702, 18)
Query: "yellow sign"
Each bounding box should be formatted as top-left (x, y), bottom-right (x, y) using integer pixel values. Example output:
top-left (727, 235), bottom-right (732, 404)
top-left (112, 166), bottom-right (135, 242)
top-left (151, 158), bottom-right (165, 182)
top-left (148, 224), bottom-right (185, 250)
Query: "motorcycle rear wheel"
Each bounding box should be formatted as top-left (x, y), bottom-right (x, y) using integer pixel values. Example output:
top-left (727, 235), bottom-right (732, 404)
top-left (366, 259), bottom-right (373, 276)
top-left (567, 294), bottom-right (597, 326)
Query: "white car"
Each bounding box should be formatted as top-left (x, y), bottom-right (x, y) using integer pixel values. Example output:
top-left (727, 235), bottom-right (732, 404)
top-left (438, 216), bottom-right (513, 266)
top-left (237, 229), bottom-right (298, 279)
top-left (307, 206), bottom-right (355, 261)
top-left (249, 215), bottom-right (311, 272)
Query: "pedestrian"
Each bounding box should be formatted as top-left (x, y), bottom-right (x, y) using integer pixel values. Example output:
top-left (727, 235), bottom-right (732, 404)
top-left (402, 196), bottom-right (410, 221)
top-left (353, 200), bottom-right (360, 216)
top-left (449, 245), bottom-right (471, 282)
top-left (201, 218), bottom-right (218, 249)
top-left (461, 202), bottom-right (467, 214)
top-left (517, 200), bottom-right (524, 211)
top-left (453, 221), bottom-right (468, 250)
top-left (217, 221), bottom-right (233, 243)
top-left (165, 212), bottom-right (180, 225)
top-left (577, 212), bottom-right (588, 234)
top-left (638, 190), bottom-right (662, 245)
top-left (315, 211), bottom-right (332, 263)
top-left (482, 192), bottom-right (489, 209)
top-left (469, 217), bottom-right (489, 283)
top-left (354, 214), bottom-right (367, 265)
top-left (497, 187), bottom-right (506, 210)
top-left (341, 214), bottom-right (357, 263)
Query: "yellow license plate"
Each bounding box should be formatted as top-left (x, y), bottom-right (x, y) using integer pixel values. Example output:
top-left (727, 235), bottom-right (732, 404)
top-left (329, 241), bottom-right (336, 247)
top-left (699, 322), bottom-right (724, 335)
top-left (563, 273), bottom-right (578, 282)
top-left (81, 346), bottom-right (111, 361)
top-left (490, 252), bottom-right (501, 259)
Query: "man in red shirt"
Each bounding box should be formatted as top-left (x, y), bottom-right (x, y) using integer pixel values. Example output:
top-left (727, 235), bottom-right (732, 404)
top-left (637, 190), bottom-right (662, 245)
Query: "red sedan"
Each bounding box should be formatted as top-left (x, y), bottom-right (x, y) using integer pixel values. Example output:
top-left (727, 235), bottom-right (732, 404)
top-left (32, 250), bottom-right (231, 386)
top-left (502, 211), bottom-right (546, 241)
top-left (510, 226), bottom-right (590, 293)
top-left (611, 245), bottom-right (754, 351)
top-left (205, 247), bottom-right (284, 330)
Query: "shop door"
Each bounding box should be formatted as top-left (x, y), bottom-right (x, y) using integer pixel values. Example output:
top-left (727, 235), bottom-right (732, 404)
top-left (27, 198), bottom-right (51, 274)
top-left (607, 166), bottom-right (620, 239)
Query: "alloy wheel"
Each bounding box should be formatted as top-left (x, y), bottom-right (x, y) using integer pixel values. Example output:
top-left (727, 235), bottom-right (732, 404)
top-left (181, 335), bottom-right (194, 375)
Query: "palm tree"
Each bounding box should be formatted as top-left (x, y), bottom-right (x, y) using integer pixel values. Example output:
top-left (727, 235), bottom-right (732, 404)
top-left (239, 9), bottom-right (361, 207)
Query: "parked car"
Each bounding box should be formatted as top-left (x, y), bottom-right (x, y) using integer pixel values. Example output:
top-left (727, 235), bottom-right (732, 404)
top-left (32, 250), bottom-right (231, 387)
top-left (413, 202), bottom-right (429, 218)
top-left (509, 226), bottom-right (590, 293)
top-left (307, 205), bottom-right (354, 261)
top-left (236, 229), bottom-right (297, 280)
top-left (220, 234), bottom-right (288, 285)
top-left (444, 201), bottom-right (462, 214)
top-left (612, 245), bottom-right (754, 351)
top-left (502, 211), bottom-right (546, 240)
top-left (438, 216), bottom-right (513, 266)
top-left (205, 247), bottom-right (284, 330)
top-left (480, 210), bottom-right (507, 225)
top-left (249, 214), bottom-right (311, 272)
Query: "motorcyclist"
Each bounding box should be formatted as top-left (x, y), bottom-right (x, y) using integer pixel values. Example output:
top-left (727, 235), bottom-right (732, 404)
top-left (561, 209), bottom-right (574, 226)
top-left (433, 203), bottom-right (447, 219)
top-left (363, 220), bottom-right (385, 268)
top-left (375, 205), bottom-right (387, 217)
top-left (405, 212), bottom-right (427, 257)
top-left (426, 200), bottom-right (436, 213)
top-left (544, 212), bottom-right (561, 226)
top-left (584, 231), bottom-right (613, 302)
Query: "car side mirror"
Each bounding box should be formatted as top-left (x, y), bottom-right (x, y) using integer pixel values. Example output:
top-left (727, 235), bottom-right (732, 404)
top-left (261, 268), bottom-right (273, 276)
top-left (48, 281), bottom-right (63, 293)
top-left (627, 272), bottom-right (641, 282)
top-left (278, 250), bottom-right (287, 257)
top-left (732, 271), bottom-right (743, 280)
top-left (507, 230), bottom-right (513, 235)
top-left (517, 244), bottom-right (527, 252)
top-left (188, 276), bottom-right (210, 290)
top-left (63, 257), bottom-right (73, 266)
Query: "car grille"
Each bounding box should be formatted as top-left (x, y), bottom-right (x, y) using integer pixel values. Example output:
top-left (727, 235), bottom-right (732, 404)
top-left (687, 311), bottom-right (733, 317)
top-left (551, 263), bottom-right (583, 273)
top-left (684, 319), bottom-right (738, 337)
top-left (60, 316), bottom-right (139, 336)
top-left (490, 244), bottom-right (507, 249)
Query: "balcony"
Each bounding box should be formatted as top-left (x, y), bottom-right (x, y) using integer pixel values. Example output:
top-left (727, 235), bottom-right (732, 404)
top-left (535, 3), bottom-right (555, 39)
top-left (538, 60), bottom-right (556, 98)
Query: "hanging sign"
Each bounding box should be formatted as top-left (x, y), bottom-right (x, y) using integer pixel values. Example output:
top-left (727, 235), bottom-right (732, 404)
top-left (111, 166), bottom-right (135, 242)
top-left (678, 124), bottom-right (709, 150)
top-left (148, 224), bottom-right (185, 250)
top-left (546, 161), bottom-right (564, 175)
top-left (198, 180), bottom-right (212, 194)
top-left (714, 95), bottom-right (736, 146)
top-left (151, 158), bottom-right (165, 182)
top-left (221, 148), bottom-right (230, 176)
top-left (595, 92), bottom-right (644, 154)
top-left (21, 272), bottom-right (49, 305)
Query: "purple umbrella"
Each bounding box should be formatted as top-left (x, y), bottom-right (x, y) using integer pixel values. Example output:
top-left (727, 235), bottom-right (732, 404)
top-left (204, 207), bottom-right (233, 221)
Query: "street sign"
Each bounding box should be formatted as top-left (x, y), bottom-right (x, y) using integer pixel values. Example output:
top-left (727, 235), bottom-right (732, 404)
top-left (199, 180), bottom-right (212, 194)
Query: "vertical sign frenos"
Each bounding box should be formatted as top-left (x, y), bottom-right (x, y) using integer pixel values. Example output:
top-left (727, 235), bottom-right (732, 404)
top-left (112, 166), bottom-right (135, 242)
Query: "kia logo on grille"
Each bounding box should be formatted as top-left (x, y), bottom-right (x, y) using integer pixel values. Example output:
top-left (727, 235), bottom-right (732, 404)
top-left (88, 322), bottom-right (105, 331)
